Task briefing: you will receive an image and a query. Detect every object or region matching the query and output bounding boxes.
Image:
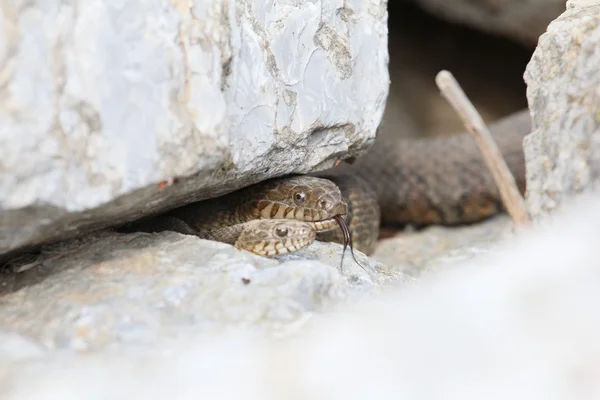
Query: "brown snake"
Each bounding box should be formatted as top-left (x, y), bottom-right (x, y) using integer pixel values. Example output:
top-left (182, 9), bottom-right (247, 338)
top-left (128, 109), bottom-right (530, 256)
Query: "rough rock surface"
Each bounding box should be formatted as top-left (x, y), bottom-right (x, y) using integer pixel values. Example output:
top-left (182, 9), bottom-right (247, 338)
top-left (0, 0), bottom-right (389, 257)
top-left (524, 1), bottom-right (600, 219)
top-left (0, 216), bottom-right (518, 353)
top-left (3, 193), bottom-right (600, 398)
top-left (0, 231), bottom-right (406, 351)
top-left (373, 216), bottom-right (514, 277)
top-left (406, 0), bottom-right (565, 44)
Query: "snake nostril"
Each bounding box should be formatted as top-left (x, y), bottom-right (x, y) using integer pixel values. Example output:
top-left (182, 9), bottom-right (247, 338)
top-left (320, 200), bottom-right (329, 209)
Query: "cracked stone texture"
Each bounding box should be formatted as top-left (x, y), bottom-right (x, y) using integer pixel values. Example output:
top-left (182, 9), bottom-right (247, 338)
top-left (523, 1), bottom-right (600, 220)
top-left (0, 0), bottom-right (389, 257)
top-left (3, 194), bottom-right (600, 398)
top-left (406, 0), bottom-right (566, 44)
top-left (0, 230), bottom-right (406, 351)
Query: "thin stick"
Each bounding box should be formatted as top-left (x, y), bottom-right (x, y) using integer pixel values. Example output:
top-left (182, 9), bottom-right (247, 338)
top-left (435, 70), bottom-right (530, 226)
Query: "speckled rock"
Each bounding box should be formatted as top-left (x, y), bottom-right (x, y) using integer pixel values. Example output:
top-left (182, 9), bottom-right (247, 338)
top-left (524, 1), bottom-right (600, 219)
top-left (0, 230), bottom-right (406, 351)
top-left (0, 0), bottom-right (389, 257)
top-left (3, 194), bottom-right (600, 399)
top-left (372, 216), bottom-right (515, 277)
top-left (406, 0), bottom-right (565, 44)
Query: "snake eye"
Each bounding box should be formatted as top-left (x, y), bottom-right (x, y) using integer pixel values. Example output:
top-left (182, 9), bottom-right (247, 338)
top-left (294, 192), bottom-right (306, 203)
top-left (275, 227), bottom-right (289, 237)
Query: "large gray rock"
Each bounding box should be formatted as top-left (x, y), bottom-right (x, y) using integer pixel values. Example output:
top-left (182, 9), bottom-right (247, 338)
top-left (406, 0), bottom-right (565, 44)
top-left (0, 230), bottom-right (405, 351)
top-left (372, 216), bottom-right (514, 277)
top-left (3, 192), bottom-right (600, 399)
top-left (0, 0), bottom-right (389, 257)
top-left (524, 1), bottom-right (600, 219)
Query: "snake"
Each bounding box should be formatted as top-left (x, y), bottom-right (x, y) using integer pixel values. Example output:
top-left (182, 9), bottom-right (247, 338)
top-left (127, 109), bottom-right (530, 257)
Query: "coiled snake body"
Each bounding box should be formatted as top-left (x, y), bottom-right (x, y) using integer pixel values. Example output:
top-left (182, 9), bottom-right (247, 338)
top-left (132, 110), bottom-right (530, 256)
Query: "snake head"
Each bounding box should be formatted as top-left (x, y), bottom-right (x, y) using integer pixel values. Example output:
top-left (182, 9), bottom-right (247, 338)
top-left (234, 219), bottom-right (316, 256)
top-left (253, 175), bottom-right (348, 232)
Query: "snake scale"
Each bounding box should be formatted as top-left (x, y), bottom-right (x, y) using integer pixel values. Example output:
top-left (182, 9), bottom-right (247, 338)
top-left (128, 109), bottom-right (530, 256)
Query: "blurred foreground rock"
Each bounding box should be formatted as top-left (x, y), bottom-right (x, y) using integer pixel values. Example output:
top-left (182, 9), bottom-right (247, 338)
top-left (3, 192), bottom-right (600, 399)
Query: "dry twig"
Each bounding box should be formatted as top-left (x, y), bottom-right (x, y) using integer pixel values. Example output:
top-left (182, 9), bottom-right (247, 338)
top-left (435, 70), bottom-right (530, 226)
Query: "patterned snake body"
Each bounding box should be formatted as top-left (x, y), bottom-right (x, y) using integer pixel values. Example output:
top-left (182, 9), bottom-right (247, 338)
top-left (131, 110), bottom-right (530, 256)
top-left (130, 175), bottom-right (348, 256)
top-left (317, 109), bottom-right (530, 254)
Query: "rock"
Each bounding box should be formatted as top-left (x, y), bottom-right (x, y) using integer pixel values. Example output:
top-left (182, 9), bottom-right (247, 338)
top-left (0, 330), bottom-right (47, 362)
top-left (523, 1), bottom-right (600, 220)
top-left (0, 229), bottom-right (406, 351)
top-left (3, 193), bottom-right (600, 399)
top-left (372, 216), bottom-right (514, 277)
top-left (0, 0), bottom-right (389, 257)
top-left (405, 0), bottom-right (565, 44)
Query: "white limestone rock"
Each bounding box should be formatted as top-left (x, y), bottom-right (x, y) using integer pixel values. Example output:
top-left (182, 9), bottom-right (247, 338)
top-left (0, 0), bottom-right (389, 256)
top-left (523, 1), bottom-right (600, 219)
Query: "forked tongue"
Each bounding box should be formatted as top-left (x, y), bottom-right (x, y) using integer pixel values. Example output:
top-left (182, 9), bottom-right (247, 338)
top-left (333, 215), bottom-right (368, 272)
